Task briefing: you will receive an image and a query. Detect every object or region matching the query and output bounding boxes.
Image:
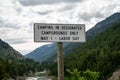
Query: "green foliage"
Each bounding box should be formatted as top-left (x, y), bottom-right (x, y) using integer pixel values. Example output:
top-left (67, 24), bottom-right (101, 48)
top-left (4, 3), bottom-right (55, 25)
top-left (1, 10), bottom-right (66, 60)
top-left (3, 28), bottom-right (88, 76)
top-left (0, 39), bottom-right (43, 79)
top-left (83, 70), bottom-right (99, 80)
top-left (64, 21), bottom-right (120, 80)
top-left (0, 62), bottom-right (9, 79)
top-left (0, 57), bottom-right (42, 79)
top-left (67, 69), bottom-right (81, 80)
top-left (66, 69), bottom-right (99, 80)
top-left (49, 21), bottom-right (120, 80)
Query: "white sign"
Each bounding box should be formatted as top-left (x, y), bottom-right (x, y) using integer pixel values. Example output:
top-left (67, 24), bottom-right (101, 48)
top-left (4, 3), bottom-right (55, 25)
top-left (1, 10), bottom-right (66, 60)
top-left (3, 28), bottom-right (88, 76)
top-left (34, 23), bottom-right (86, 42)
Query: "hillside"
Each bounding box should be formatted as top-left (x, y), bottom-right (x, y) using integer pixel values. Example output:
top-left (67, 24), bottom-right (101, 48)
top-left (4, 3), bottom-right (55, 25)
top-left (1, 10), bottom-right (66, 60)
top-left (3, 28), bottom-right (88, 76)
top-left (0, 39), bottom-right (24, 60)
top-left (25, 12), bottom-right (120, 62)
top-left (63, 21), bottom-right (120, 80)
top-left (87, 12), bottom-right (120, 40)
top-left (25, 43), bottom-right (57, 62)
top-left (62, 12), bottom-right (120, 59)
top-left (0, 39), bottom-right (42, 79)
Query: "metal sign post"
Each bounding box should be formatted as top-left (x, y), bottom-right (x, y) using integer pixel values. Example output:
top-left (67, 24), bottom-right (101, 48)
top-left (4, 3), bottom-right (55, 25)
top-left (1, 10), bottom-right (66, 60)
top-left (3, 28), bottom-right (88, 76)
top-left (57, 42), bottom-right (64, 80)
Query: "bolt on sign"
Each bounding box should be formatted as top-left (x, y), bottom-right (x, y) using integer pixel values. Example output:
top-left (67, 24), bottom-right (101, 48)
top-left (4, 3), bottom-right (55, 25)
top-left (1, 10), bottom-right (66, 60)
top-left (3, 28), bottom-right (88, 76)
top-left (34, 23), bottom-right (86, 42)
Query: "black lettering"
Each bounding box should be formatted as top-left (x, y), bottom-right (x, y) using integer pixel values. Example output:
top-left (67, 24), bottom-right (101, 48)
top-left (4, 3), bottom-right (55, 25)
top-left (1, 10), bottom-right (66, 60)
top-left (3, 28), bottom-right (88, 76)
top-left (70, 31), bottom-right (78, 35)
top-left (59, 37), bottom-right (70, 40)
top-left (41, 37), bottom-right (48, 40)
top-left (38, 25), bottom-right (53, 29)
top-left (73, 37), bottom-right (79, 40)
top-left (56, 26), bottom-right (59, 29)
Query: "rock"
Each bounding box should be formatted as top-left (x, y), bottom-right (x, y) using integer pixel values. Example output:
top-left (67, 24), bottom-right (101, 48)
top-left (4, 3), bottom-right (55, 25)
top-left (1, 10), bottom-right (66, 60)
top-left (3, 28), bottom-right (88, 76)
top-left (108, 70), bottom-right (120, 80)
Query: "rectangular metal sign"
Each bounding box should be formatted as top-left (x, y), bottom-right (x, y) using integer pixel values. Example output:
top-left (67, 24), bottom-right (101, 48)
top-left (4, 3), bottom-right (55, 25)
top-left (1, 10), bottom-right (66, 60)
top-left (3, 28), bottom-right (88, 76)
top-left (34, 23), bottom-right (86, 42)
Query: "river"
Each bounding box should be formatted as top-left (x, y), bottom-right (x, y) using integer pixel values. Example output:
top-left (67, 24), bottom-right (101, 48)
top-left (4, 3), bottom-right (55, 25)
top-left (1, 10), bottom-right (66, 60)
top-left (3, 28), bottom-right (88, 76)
top-left (26, 76), bottom-right (51, 80)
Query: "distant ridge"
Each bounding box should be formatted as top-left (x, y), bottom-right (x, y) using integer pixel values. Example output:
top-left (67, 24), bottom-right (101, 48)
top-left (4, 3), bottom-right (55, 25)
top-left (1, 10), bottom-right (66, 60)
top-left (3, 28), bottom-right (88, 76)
top-left (87, 12), bottom-right (120, 40)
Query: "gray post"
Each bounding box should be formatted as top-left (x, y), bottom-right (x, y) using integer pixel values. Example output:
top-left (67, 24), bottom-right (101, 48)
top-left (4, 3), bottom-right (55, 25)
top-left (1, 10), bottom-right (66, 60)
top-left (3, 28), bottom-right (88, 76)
top-left (57, 42), bottom-right (64, 80)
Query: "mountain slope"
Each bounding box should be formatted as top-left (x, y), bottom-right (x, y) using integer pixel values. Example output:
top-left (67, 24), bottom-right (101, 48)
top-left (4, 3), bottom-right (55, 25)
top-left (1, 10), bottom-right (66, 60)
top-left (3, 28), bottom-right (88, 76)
top-left (0, 39), bottom-right (42, 79)
top-left (0, 39), bottom-right (24, 60)
top-left (25, 43), bottom-right (69, 62)
top-left (87, 12), bottom-right (120, 40)
top-left (25, 12), bottom-right (120, 62)
top-left (64, 21), bottom-right (120, 80)
top-left (62, 12), bottom-right (120, 58)
top-left (25, 43), bottom-right (57, 62)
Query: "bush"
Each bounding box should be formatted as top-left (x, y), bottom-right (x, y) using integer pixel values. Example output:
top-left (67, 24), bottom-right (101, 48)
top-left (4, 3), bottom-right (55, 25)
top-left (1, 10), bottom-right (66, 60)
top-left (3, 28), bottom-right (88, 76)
top-left (66, 69), bottom-right (99, 80)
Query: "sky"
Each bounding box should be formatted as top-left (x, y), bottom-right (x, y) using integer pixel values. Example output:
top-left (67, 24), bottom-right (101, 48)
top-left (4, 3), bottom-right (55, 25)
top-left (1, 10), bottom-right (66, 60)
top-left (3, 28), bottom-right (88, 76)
top-left (0, 0), bottom-right (120, 55)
